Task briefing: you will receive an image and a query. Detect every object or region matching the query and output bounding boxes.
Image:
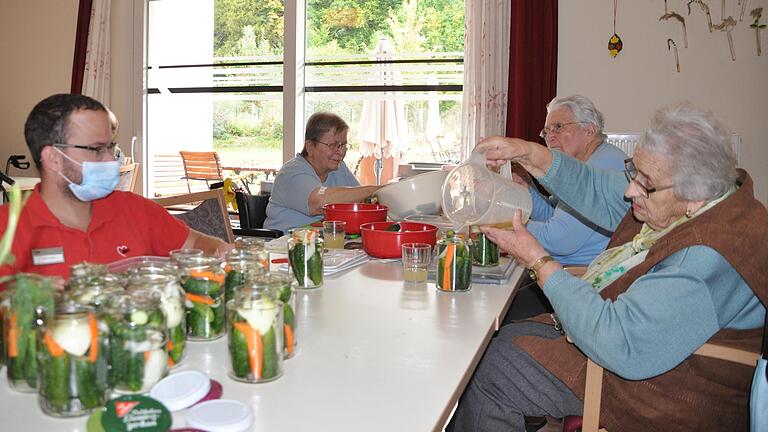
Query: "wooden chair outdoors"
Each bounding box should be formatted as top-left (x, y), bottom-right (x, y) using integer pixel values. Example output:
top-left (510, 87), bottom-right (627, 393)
top-left (179, 151), bottom-right (223, 192)
top-left (152, 189), bottom-right (234, 243)
top-left (116, 163), bottom-right (139, 192)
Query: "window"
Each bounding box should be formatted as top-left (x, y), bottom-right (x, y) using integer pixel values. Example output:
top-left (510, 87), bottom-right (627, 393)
top-left (145, 0), bottom-right (463, 196)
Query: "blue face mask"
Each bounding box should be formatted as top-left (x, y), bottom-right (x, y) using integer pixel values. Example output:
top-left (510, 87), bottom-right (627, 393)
top-left (55, 147), bottom-right (120, 201)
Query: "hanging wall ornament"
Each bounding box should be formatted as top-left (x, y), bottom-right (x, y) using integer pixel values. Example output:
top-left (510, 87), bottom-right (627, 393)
top-left (667, 39), bottom-right (681, 72)
top-left (713, 16), bottom-right (737, 60)
top-left (687, 0), bottom-right (714, 32)
top-left (750, 7), bottom-right (765, 56)
top-left (608, 0), bottom-right (624, 57)
top-left (660, 10), bottom-right (689, 48)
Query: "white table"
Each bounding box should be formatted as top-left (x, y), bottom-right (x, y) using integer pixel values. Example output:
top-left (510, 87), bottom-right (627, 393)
top-left (0, 260), bottom-right (525, 432)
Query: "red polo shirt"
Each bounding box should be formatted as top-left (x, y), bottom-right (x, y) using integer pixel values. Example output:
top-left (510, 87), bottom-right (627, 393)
top-left (0, 185), bottom-right (190, 279)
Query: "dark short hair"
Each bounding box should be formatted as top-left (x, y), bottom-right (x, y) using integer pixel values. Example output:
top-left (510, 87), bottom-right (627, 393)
top-left (24, 93), bottom-right (107, 168)
top-left (301, 112), bottom-right (349, 157)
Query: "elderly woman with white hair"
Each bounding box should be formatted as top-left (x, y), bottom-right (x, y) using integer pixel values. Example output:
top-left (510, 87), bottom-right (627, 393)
top-left (448, 102), bottom-right (768, 431)
top-left (504, 94), bottom-right (627, 321)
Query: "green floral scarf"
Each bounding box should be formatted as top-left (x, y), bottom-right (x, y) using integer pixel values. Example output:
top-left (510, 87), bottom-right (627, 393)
top-left (583, 189), bottom-right (734, 292)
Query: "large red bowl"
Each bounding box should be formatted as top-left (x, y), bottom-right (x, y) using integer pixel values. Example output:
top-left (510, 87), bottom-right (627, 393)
top-left (322, 203), bottom-right (388, 234)
top-left (360, 222), bottom-right (438, 259)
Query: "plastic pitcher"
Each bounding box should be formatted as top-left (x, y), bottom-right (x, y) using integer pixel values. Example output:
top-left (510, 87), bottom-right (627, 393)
top-left (441, 151), bottom-right (532, 230)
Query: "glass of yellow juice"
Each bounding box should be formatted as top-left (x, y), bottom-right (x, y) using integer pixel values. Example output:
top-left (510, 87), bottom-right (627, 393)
top-left (323, 220), bottom-right (346, 249)
top-left (402, 243), bottom-right (432, 283)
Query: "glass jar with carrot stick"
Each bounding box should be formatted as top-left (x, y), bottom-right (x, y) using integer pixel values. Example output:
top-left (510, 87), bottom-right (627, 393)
top-left (69, 262), bottom-right (109, 287)
top-left (102, 290), bottom-right (168, 394)
top-left (435, 231), bottom-right (472, 292)
top-left (177, 256), bottom-right (226, 340)
top-left (224, 249), bottom-right (264, 303)
top-left (288, 228), bottom-right (324, 289)
top-left (36, 301), bottom-right (109, 417)
top-left (469, 225), bottom-right (500, 267)
top-left (233, 237), bottom-right (270, 271)
top-left (247, 272), bottom-right (297, 360)
top-left (3, 273), bottom-right (57, 392)
top-left (226, 284), bottom-right (284, 383)
top-left (127, 272), bottom-right (186, 368)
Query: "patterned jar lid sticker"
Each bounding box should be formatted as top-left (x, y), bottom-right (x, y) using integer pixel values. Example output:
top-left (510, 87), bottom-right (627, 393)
top-left (101, 395), bottom-right (172, 432)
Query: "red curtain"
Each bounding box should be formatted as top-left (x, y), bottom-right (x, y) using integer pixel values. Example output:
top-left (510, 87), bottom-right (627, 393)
top-left (505, 0), bottom-right (558, 142)
top-left (70, 0), bottom-right (93, 94)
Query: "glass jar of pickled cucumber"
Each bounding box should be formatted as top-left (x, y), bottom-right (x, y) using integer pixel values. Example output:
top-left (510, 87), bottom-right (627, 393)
top-left (247, 272), bottom-right (297, 359)
top-left (177, 255), bottom-right (226, 340)
top-left (103, 290), bottom-right (168, 394)
top-left (233, 237), bottom-right (270, 271)
top-left (3, 273), bottom-right (57, 392)
top-left (435, 231), bottom-right (472, 292)
top-left (127, 272), bottom-right (187, 368)
top-left (66, 277), bottom-right (125, 313)
top-left (469, 225), bottom-right (500, 267)
top-left (69, 262), bottom-right (108, 287)
top-left (37, 302), bottom-right (109, 417)
top-left (224, 249), bottom-right (265, 303)
top-left (288, 228), bottom-right (324, 289)
top-left (226, 284), bottom-right (284, 383)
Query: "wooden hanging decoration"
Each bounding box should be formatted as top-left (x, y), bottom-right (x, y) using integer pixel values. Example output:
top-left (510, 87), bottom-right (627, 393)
top-left (608, 0), bottom-right (624, 57)
top-left (713, 16), bottom-right (737, 60)
top-left (739, 0), bottom-right (749, 21)
top-left (660, 11), bottom-right (689, 48)
top-left (667, 39), bottom-right (681, 72)
top-left (750, 7), bottom-right (765, 56)
top-left (687, 0), bottom-right (714, 32)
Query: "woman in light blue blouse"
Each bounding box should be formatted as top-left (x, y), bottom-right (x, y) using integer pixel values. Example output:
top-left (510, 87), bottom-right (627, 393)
top-left (448, 102), bottom-right (767, 431)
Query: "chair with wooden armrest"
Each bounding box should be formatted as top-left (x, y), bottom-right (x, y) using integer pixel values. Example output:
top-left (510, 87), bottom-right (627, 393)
top-left (152, 189), bottom-right (234, 243)
top-left (565, 323), bottom-right (766, 432)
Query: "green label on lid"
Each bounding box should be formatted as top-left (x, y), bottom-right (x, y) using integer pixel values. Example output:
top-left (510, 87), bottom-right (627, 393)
top-left (101, 395), bottom-right (172, 432)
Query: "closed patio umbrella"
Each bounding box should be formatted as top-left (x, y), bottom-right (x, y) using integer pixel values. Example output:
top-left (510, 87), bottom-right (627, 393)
top-left (356, 38), bottom-right (409, 185)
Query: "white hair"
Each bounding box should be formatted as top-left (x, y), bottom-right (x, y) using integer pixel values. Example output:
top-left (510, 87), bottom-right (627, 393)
top-left (637, 102), bottom-right (737, 201)
top-left (547, 94), bottom-right (605, 139)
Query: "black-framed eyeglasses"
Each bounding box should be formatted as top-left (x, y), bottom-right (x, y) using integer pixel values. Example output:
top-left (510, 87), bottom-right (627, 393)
top-left (539, 122), bottom-right (583, 140)
top-left (623, 158), bottom-right (674, 197)
top-left (314, 139), bottom-right (348, 152)
top-left (54, 142), bottom-right (119, 159)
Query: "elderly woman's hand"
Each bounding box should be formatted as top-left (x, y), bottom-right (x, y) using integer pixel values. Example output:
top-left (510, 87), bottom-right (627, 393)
top-left (480, 209), bottom-right (548, 268)
top-left (475, 136), bottom-right (533, 167)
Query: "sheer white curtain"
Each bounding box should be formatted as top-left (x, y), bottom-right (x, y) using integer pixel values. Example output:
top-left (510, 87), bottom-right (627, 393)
top-left (82, 0), bottom-right (111, 104)
top-left (460, 0), bottom-right (511, 174)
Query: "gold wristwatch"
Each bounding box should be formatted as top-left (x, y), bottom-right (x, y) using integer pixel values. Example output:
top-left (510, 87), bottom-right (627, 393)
top-left (528, 255), bottom-right (554, 281)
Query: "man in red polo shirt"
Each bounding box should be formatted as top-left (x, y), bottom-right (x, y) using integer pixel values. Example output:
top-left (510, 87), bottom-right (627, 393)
top-left (0, 93), bottom-right (230, 278)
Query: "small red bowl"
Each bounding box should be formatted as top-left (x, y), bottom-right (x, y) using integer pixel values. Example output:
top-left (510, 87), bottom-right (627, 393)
top-left (360, 222), bottom-right (438, 259)
top-left (322, 203), bottom-right (388, 234)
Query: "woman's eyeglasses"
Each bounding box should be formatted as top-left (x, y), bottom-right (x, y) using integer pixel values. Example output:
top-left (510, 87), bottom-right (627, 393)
top-left (623, 158), bottom-right (674, 197)
top-left (315, 140), bottom-right (348, 152)
top-left (539, 122), bottom-right (583, 140)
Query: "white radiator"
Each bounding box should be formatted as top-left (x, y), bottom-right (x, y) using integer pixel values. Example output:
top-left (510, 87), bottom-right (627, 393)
top-left (605, 132), bottom-right (741, 164)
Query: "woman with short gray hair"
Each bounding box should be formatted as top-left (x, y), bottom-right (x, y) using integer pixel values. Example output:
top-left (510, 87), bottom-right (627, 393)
top-left (546, 94), bottom-right (606, 140)
top-left (449, 102), bottom-right (768, 431)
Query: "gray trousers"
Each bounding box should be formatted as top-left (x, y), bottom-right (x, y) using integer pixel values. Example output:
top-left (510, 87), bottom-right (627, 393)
top-left (448, 322), bottom-right (584, 432)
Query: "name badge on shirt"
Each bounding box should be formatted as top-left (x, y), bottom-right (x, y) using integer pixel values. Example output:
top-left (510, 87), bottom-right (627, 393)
top-left (32, 247), bottom-right (65, 266)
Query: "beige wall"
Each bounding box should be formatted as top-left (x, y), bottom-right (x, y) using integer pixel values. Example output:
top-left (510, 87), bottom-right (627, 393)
top-left (558, 1), bottom-right (768, 203)
top-left (0, 0), bottom-right (78, 177)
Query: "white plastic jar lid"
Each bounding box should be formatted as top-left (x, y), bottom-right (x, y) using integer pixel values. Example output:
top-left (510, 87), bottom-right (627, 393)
top-left (150, 370), bottom-right (211, 412)
top-left (186, 399), bottom-right (254, 432)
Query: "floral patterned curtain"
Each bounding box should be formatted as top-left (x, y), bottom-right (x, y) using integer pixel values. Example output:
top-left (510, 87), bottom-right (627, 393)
top-left (81, 0), bottom-right (111, 104)
top-left (460, 0), bottom-right (511, 170)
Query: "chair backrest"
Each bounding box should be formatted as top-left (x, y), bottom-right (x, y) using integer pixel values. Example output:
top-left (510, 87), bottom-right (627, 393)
top-left (116, 163), bottom-right (139, 192)
top-left (575, 330), bottom-right (765, 432)
top-left (179, 151), bottom-right (223, 181)
top-left (235, 190), bottom-right (270, 229)
top-left (152, 189), bottom-right (234, 243)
